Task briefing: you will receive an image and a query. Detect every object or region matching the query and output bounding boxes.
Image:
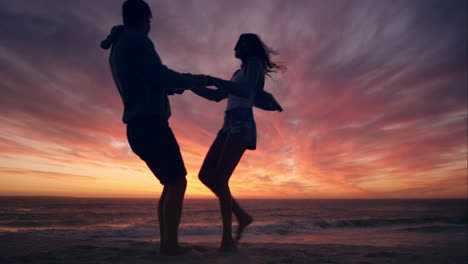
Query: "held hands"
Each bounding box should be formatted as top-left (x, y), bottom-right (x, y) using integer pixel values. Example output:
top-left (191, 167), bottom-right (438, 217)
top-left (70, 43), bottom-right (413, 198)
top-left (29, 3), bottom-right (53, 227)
top-left (191, 75), bottom-right (220, 91)
top-left (196, 75), bottom-right (218, 87)
top-left (205, 76), bottom-right (219, 87)
top-left (169, 74), bottom-right (213, 95)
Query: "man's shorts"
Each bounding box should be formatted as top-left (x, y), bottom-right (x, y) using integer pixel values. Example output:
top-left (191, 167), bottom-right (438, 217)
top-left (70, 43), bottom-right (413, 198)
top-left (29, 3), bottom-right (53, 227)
top-left (126, 117), bottom-right (187, 185)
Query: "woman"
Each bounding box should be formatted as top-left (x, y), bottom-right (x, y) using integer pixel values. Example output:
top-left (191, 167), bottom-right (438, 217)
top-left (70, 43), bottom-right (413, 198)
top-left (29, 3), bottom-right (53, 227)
top-left (191, 33), bottom-right (284, 251)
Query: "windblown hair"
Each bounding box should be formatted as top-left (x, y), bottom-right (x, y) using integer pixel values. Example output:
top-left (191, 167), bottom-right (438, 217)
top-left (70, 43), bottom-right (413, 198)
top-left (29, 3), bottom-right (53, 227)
top-left (122, 0), bottom-right (152, 26)
top-left (239, 33), bottom-right (286, 76)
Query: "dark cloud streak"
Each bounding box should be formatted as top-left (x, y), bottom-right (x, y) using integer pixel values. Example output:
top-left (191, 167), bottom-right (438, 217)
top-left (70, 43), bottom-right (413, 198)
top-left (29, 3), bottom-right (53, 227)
top-left (0, 0), bottom-right (466, 197)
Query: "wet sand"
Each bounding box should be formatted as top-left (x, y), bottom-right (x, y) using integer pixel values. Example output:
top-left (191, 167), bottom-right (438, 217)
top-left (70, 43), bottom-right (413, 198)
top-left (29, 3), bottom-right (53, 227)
top-left (1, 232), bottom-right (466, 264)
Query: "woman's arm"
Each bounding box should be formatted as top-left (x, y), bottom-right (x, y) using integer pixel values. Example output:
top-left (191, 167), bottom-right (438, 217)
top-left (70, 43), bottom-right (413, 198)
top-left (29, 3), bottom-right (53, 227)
top-left (254, 90), bottom-right (283, 112)
top-left (209, 60), bottom-right (264, 98)
top-left (190, 86), bottom-right (228, 102)
top-left (208, 77), bottom-right (249, 98)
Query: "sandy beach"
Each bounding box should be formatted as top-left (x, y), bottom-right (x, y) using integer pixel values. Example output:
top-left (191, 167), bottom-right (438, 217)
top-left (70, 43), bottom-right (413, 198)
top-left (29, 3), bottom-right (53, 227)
top-left (1, 232), bottom-right (466, 264)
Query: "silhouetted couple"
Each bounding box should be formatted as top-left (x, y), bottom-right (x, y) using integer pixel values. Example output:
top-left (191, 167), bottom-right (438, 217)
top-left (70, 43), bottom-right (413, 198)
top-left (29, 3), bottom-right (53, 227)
top-left (101, 0), bottom-right (283, 255)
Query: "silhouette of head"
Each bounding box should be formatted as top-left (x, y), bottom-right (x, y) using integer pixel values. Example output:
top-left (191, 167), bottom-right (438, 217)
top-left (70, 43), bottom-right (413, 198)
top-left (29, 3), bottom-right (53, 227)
top-left (122, 0), bottom-right (152, 35)
top-left (235, 33), bottom-right (286, 75)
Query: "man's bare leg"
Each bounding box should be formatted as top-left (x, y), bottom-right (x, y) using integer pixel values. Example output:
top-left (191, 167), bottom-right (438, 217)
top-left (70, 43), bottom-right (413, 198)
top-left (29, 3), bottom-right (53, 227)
top-left (161, 177), bottom-right (187, 255)
top-left (158, 186), bottom-right (168, 252)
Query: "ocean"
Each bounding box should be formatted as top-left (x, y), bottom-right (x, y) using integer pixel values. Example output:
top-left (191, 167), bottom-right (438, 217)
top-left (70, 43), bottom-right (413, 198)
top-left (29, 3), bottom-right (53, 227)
top-left (0, 197), bottom-right (466, 248)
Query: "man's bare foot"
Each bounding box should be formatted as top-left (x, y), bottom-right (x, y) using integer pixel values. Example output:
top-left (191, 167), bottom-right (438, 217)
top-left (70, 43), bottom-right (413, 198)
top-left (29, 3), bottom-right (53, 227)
top-left (161, 244), bottom-right (191, 256)
top-left (235, 214), bottom-right (253, 242)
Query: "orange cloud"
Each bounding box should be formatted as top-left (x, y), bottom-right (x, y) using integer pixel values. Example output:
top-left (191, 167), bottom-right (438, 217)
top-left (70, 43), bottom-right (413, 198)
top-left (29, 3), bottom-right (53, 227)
top-left (0, 0), bottom-right (466, 199)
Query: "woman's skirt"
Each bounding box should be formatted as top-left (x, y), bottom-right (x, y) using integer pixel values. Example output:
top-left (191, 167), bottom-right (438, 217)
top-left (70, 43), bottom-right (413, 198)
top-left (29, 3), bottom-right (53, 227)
top-left (218, 108), bottom-right (257, 150)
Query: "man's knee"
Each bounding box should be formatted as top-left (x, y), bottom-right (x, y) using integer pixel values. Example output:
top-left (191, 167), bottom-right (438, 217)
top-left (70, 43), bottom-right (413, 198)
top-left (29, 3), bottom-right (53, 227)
top-left (166, 176), bottom-right (187, 191)
top-left (176, 177), bottom-right (187, 189)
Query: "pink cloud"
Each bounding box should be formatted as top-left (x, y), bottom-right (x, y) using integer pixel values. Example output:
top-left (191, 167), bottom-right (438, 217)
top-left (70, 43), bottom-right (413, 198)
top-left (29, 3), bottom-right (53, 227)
top-left (0, 0), bottom-right (466, 198)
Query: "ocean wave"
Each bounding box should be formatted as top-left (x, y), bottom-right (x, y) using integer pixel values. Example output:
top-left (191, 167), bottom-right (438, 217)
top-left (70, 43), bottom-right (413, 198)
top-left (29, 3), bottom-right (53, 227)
top-left (311, 216), bottom-right (467, 229)
top-left (245, 216), bottom-right (467, 235)
top-left (396, 225), bottom-right (467, 233)
top-left (2, 215), bottom-right (466, 239)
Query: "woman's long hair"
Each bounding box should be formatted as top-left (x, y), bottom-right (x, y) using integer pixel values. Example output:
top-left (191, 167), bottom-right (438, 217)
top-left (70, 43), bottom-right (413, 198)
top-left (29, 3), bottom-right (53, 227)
top-left (239, 33), bottom-right (286, 76)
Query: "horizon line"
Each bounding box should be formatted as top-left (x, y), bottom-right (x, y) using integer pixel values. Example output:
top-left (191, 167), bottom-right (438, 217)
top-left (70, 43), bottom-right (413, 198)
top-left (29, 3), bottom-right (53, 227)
top-left (0, 195), bottom-right (466, 200)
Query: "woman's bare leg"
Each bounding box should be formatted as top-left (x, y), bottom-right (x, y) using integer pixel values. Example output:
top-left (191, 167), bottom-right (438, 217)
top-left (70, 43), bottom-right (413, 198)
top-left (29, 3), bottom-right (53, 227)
top-left (214, 183), bottom-right (235, 251)
top-left (200, 134), bottom-right (248, 251)
top-left (232, 198), bottom-right (253, 242)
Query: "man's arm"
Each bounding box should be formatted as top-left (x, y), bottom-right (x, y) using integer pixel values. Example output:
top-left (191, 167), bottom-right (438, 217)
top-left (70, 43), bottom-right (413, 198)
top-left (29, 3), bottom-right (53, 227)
top-left (134, 35), bottom-right (205, 91)
top-left (167, 89), bottom-right (185, 96)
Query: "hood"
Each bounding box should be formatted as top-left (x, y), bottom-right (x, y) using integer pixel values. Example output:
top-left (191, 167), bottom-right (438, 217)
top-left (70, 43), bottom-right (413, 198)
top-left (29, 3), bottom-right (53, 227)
top-left (100, 25), bottom-right (126, 50)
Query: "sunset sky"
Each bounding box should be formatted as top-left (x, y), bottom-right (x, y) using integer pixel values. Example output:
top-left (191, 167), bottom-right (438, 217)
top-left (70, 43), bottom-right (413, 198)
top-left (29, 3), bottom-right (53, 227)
top-left (0, 0), bottom-right (466, 199)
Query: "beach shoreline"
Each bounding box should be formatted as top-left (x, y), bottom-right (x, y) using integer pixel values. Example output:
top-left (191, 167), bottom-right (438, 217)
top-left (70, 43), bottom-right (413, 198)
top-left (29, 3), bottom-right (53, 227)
top-left (1, 232), bottom-right (466, 264)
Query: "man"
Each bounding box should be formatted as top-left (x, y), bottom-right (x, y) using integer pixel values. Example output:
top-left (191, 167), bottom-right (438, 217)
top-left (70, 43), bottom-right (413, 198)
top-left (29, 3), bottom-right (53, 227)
top-left (100, 0), bottom-right (208, 255)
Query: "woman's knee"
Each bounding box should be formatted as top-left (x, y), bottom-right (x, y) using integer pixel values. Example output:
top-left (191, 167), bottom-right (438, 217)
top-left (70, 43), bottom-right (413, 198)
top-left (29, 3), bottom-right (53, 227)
top-left (212, 183), bottom-right (230, 198)
top-left (198, 170), bottom-right (214, 186)
top-left (201, 176), bottom-right (226, 195)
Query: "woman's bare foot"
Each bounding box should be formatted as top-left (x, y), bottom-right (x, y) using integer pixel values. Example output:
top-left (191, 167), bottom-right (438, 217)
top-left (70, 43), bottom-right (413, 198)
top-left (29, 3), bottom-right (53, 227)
top-left (219, 239), bottom-right (237, 252)
top-left (235, 214), bottom-right (253, 242)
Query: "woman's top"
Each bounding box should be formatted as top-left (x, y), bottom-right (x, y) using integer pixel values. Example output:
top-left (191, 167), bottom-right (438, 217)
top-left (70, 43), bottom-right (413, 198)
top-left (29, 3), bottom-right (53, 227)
top-left (226, 58), bottom-right (265, 110)
top-left (191, 58), bottom-right (265, 149)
